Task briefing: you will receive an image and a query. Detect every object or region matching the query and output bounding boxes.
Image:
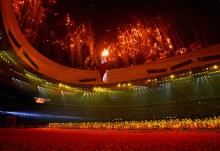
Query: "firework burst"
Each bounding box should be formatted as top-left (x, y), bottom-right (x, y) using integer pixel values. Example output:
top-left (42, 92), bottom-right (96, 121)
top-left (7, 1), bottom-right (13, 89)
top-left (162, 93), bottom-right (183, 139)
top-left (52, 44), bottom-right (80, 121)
top-left (103, 19), bottom-right (176, 67)
top-left (12, 0), bottom-right (203, 69)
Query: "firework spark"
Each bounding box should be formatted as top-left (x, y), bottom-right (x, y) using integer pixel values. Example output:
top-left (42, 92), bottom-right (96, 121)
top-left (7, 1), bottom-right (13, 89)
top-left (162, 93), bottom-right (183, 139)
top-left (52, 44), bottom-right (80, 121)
top-left (103, 20), bottom-right (176, 67)
top-left (11, 0), bottom-right (203, 69)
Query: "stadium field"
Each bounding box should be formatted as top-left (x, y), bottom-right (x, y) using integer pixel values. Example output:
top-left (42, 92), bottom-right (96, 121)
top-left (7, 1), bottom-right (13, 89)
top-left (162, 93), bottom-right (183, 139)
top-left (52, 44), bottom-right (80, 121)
top-left (0, 128), bottom-right (220, 150)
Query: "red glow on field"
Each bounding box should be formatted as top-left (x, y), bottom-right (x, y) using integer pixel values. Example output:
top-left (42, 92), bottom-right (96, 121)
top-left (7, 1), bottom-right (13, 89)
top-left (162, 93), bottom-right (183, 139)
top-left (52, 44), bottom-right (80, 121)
top-left (0, 128), bottom-right (220, 150)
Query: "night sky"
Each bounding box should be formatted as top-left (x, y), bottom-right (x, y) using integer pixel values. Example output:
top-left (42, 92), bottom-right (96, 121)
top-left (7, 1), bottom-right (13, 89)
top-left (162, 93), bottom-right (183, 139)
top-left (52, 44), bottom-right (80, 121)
top-left (49, 0), bottom-right (220, 44)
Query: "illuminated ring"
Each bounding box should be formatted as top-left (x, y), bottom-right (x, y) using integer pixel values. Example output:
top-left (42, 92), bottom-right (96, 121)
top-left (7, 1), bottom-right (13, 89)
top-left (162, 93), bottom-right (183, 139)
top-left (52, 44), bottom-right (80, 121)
top-left (1, 0), bottom-right (220, 85)
top-left (1, 0), bottom-right (103, 85)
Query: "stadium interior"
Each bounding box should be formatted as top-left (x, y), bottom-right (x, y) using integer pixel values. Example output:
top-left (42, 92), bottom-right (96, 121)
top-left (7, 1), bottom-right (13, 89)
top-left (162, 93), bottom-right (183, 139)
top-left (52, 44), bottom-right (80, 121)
top-left (0, 0), bottom-right (220, 126)
top-left (1, 1), bottom-right (220, 150)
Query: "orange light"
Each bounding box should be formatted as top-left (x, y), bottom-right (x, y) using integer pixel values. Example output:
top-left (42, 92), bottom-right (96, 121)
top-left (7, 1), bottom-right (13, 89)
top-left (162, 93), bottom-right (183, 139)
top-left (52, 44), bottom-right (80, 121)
top-left (169, 44), bottom-right (173, 49)
top-left (170, 74), bottom-right (175, 79)
top-left (213, 65), bottom-right (218, 70)
top-left (35, 98), bottom-right (45, 104)
top-left (102, 49), bottom-right (109, 57)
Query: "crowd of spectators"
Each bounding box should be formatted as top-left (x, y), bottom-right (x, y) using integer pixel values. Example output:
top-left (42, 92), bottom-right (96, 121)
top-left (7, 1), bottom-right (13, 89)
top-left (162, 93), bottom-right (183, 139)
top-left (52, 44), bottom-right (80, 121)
top-left (49, 116), bottom-right (220, 130)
